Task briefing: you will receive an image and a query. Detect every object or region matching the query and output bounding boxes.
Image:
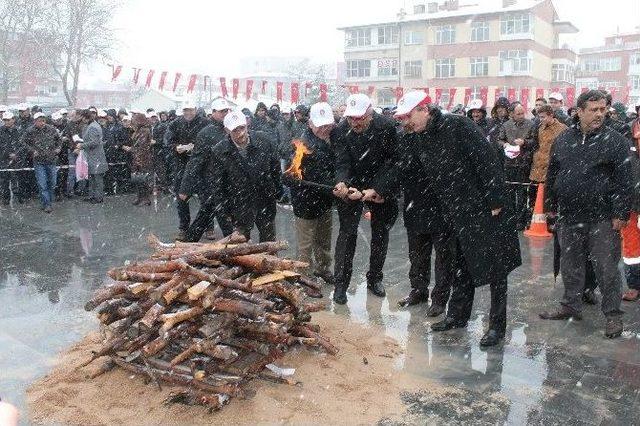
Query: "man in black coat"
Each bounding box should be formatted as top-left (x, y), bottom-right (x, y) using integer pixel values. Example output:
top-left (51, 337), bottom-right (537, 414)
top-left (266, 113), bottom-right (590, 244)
top-left (365, 90), bottom-right (521, 347)
top-left (331, 94), bottom-right (399, 304)
top-left (0, 112), bottom-right (22, 204)
top-left (165, 104), bottom-right (210, 240)
top-left (208, 111), bottom-right (282, 241)
top-left (181, 99), bottom-right (235, 242)
top-left (541, 90), bottom-right (632, 339)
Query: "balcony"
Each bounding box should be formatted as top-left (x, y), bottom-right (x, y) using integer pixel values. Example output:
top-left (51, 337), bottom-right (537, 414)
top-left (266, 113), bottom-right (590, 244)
top-left (344, 43), bottom-right (399, 53)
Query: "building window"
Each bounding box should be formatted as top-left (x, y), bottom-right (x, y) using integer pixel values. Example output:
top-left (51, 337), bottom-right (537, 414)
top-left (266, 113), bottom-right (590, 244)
top-left (435, 58), bottom-right (455, 78)
top-left (377, 88), bottom-right (395, 105)
top-left (377, 59), bottom-right (398, 77)
top-left (631, 54), bottom-right (640, 66)
top-left (581, 58), bottom-right (600, 72)
top-left (499, 50), bottom-right (532, 74)
top-left (378, 26), bottom-right (399, 45)
top-left (50, 86), bottom-right (58, 94)
top-left (631, 75), bottom-right (640, 90)
top-left (404, 30), bottom-right (424, 45)
top-left (435, 25), bottom-right (456, 44)
top-left (552, 64), bottom-right (575, 84)
top-left (470, 21), bottom-right (489, 42)
top-left (414, 4), bottom-right (426, 13)
top-left (404, 60), bottom-right (422, 78)
top-left (346, 29), bottom-right (371, 47)
top-left (470, 85), bottom-right (482, 100)
top-left (347, 60), bottom-right (371, 78)
top-left (500, 13), bottom-right (531, 36)
top-left (469, 57), bottom-right (489, 76)
top-left (600, 57), bottom-right (622, 71)
top-left (599, 81), bottom-right (620, 88)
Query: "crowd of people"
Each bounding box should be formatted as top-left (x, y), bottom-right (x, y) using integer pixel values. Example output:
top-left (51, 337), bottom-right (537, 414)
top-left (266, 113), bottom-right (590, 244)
top-left (1, 88), bottom-right (639, 346)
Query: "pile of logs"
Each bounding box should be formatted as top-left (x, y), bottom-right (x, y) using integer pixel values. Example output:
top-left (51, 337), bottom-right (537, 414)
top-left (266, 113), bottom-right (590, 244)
top-left (81, 233), bottom-right (338, 411)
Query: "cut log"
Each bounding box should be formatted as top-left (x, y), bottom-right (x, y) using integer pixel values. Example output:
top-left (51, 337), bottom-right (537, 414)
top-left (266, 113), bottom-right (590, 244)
top-left (85, 282), bottom-right (129, 311)
top-left (139, 303), bottom-right (166, 331)
top-left (187, 281), bottom-right (211, 300)
top-left (160, 306), bottom-right (204, 332)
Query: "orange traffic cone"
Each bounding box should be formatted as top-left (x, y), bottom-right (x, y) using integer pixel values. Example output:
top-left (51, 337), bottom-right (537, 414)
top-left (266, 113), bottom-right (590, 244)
top-left (524, 183), bottom-right (552, 238)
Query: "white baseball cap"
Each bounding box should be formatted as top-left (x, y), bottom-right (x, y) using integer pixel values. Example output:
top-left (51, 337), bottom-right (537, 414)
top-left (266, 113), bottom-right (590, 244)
top-left (33, 112), bottom-right (46, 119)
top-left (395, 90), bottom-right (431, 117)
top-left (51, 112), bottom-right (61, 120)
top-left (467, 99), bottom-right (484, 110)
top-left (97, 109), bottom-right (107, 118)
top-left (549, 92), bottom-right (563, 101)
top-left (309, 102), bottom-right (334, 127)
top-left (211, 98), bottom-right (231, 111)
top-left (0, 105), bottom-right (7, 112)
top-left (2, 111), bottom-right (14, 120)
top-left (121, 114), bottom-right (131, 121)
top-left (281, 106), bottom-right (292, 114)
top-left (343, 94), bottom-right (372, 118)
top-left (58, 108), bottom-right (68, 115)
top-left (17, 104), bottom-right (29, 111)
top-left (182, 102), bottom-right (196, 110)
top-left (223, 110), bottom-right (247, 131)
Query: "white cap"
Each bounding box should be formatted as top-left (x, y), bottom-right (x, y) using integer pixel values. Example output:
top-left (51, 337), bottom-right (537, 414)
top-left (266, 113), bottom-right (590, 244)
top-left (223, 110), bottom-right (247, 131)
top-left (281, 106), bottom-right (292, 114)
top-left (395, 90), bottom-right (431, 117)
top-left (182, 102), bottom-right (196, 110)
top-left (129, 108), bottom-right (144, 115)
top-left (0, 105), bottom-right (7, 111)
top-left (343, 94), bottom-right (372, 117)
top-left (51, 112), bottom-right (62, 121)
top-left (88, 107), bottom-right (97, 113)
top-left (549, 92), bottom-right (563, 101)
top-left (146, 111), bottom-right (158, 118)
top-left (97, 109), bottom-right (107, 118)
top-left (17, 104), bottom-right (29, 111)
top-left (309, 102), bottom-right (335, 127)
top-left (2, 111), bottom-right (14, 120)
top-left (121, 114), bottom-right (131, 121)
top-left (211, 98), bottom-right (231, 111)
top-left (33, 112), bottom-right (46, 120)
top-left (467, 99), bottom-right (484, 110)
top-left (504, 144), bottom-right (521, 159)
top-left (58, 108), bottom-right (68, 115)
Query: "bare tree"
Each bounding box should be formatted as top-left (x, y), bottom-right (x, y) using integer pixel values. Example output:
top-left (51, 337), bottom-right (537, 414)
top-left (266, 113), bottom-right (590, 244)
top-left (43, 0), bottom-right (117, 106)
top-left (0, 0), bottom-right (48, 103)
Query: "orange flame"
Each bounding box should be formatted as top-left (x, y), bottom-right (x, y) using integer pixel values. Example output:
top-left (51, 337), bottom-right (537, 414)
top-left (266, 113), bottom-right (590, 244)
top-left (285, 139), bottom-right (311, 180)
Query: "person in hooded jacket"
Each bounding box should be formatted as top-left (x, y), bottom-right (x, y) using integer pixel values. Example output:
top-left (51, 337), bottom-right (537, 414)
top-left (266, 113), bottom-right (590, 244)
top-left (250, 102), bottom-right (271, 134)
top-left (208, 111), bottom-right (282, 241)
top-left (466, 99), bottom-right (489, 135)
top-left (486, 97), bottom-right (511, 163)
top-left (284, 102), bottom-right (336, 284)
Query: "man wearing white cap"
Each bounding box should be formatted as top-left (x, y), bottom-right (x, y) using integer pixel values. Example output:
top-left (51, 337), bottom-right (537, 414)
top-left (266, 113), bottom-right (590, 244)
top-left (20, 112), bottom-right (62, 213)
top-left (16, 104), bottom-right (33, 134)
top-left (285, 102), bottom-right (337, 284)
top-left (0, 112), bottom-right (21, 204)
top-left (166, 102), bottom-right (210, 240)
top-left (369, 90), bottom-right (520, 346)
top-left (330, 93), bottom-right (399, 304)
top-left (207, 110), bottom-right (282, 241)
top-left (548, 92), bottom-right (571, 125)
top-left (181, 98), bottom-right (234, 242)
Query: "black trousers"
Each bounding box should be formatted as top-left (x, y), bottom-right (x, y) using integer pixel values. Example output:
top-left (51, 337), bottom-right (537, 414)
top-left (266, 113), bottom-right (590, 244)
top-left (407, 230), bottom-right (455, 307)
top-left (334, 199), bottom-right (398, 290)
top-left (173, 167), bottom-right (191, 231)
top-left (0, 172), bottom-right (10, 204)
top-left (235, 201), bottom-right (277, 242)
top-left (185, 195), bottom-right (234, 242)
top-left (445, 239), bottom-right (508, 334)
top-left (504, 166), bottom-right (530, 228)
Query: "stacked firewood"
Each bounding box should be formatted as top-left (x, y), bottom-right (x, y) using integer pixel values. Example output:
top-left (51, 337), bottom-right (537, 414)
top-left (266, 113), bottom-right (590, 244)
top-left (81, 233), bottom-right (337, 411)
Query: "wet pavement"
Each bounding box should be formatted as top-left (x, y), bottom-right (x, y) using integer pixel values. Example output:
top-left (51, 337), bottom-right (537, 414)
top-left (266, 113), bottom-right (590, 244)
top-left (1, 194), bottom-right (640, 425)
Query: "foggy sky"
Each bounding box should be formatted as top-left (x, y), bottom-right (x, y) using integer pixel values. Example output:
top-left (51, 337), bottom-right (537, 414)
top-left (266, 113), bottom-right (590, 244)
top-left (110, 0), bottom-right (640, 76)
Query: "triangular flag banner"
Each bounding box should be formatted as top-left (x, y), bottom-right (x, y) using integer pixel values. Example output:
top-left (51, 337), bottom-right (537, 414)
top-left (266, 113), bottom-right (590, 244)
top-left (172, 73), bottom-right (182, 92)
top-left (434, 88), bottom-right (442, 105)
top-left (319, 83), bottom-right (327, 102)
top-left (145, 70), bottom-right (155, 88)
top-left (261, 80), bottom-right (267, 95)
top-left (187, 74), bottom-right (198, 93)
top-left (507, 87), bottom-right (516, 103)
top-left (536, 88), bottom-right (545, 100)
top-left (158, 71), bottom-right (168, 90)
top-left (565, 87), bottom-right (576, 107)
top-left (232, 78), bottom-right (239, 99)
top-left (367, 85), bottom-right (375, 97)
top-left (521, 87), bottom-right (530, 111)
top-left (480, 87), bottom-right (488, 106)
top-left (132, 68), bottom-right (141, 85)
top-left (305, 81), bottom-right (312, 96)
top-left (348, 85), bottom-right (359, 94)
top-left (220, 77), bottom-right (228, 98)
top-left (276, 82), bottom-right (283, 102)
top-left (395, 87), bottom-right (403, 101)
top-left (246, 79), bottom-right (254, 101)
top-left (463, 88), bottom-right (471, 105)
top-left (609, 86), bottom-right (618, 101)
top-left (111, 64), bottom-right (122, 82)
top-left (447, 88), bottom-right (457, 110)
top-left (494, 87), bottom-right (502, 101)
top-left (291, 82), bottom-right (300, 103)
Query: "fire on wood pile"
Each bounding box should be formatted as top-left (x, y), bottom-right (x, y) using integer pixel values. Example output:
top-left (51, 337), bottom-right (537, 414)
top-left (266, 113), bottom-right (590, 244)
top-left (80, 232), bottom-right (338, 412)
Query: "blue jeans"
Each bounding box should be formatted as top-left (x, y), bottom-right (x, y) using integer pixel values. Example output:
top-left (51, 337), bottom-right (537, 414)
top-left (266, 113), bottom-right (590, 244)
top-left (34, 163), bottom-right (57, 208)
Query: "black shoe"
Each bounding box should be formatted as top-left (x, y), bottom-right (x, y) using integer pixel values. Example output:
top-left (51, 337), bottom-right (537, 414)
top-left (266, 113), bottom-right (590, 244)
top-left (314, 271), bottom-right (335, 285)
top-left (367, 280), bottom-right (386, 297)
top-left (605, 317), bottom-right (623, 339)
top-left (426, 304), bottom-right (446, 317)
top-left (333, 287), bottom-right (347, 305)
top-left (582, 289), bottom-right (599, 305)
top-left (431, 317), bottom-right (467, 332)
top-left (479, 329), bottom-right (505, 347)
top-left (398, 289), bottom-right (429, 307)
top-left (539, 306), bottom-right (582, 321)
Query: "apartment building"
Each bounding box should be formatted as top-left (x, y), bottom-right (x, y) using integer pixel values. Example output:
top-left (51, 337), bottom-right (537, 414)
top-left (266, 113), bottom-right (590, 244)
top-left (576, 33), bottom-right (640, 106)
top-left (338, 0), bottom-right (577, 108)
